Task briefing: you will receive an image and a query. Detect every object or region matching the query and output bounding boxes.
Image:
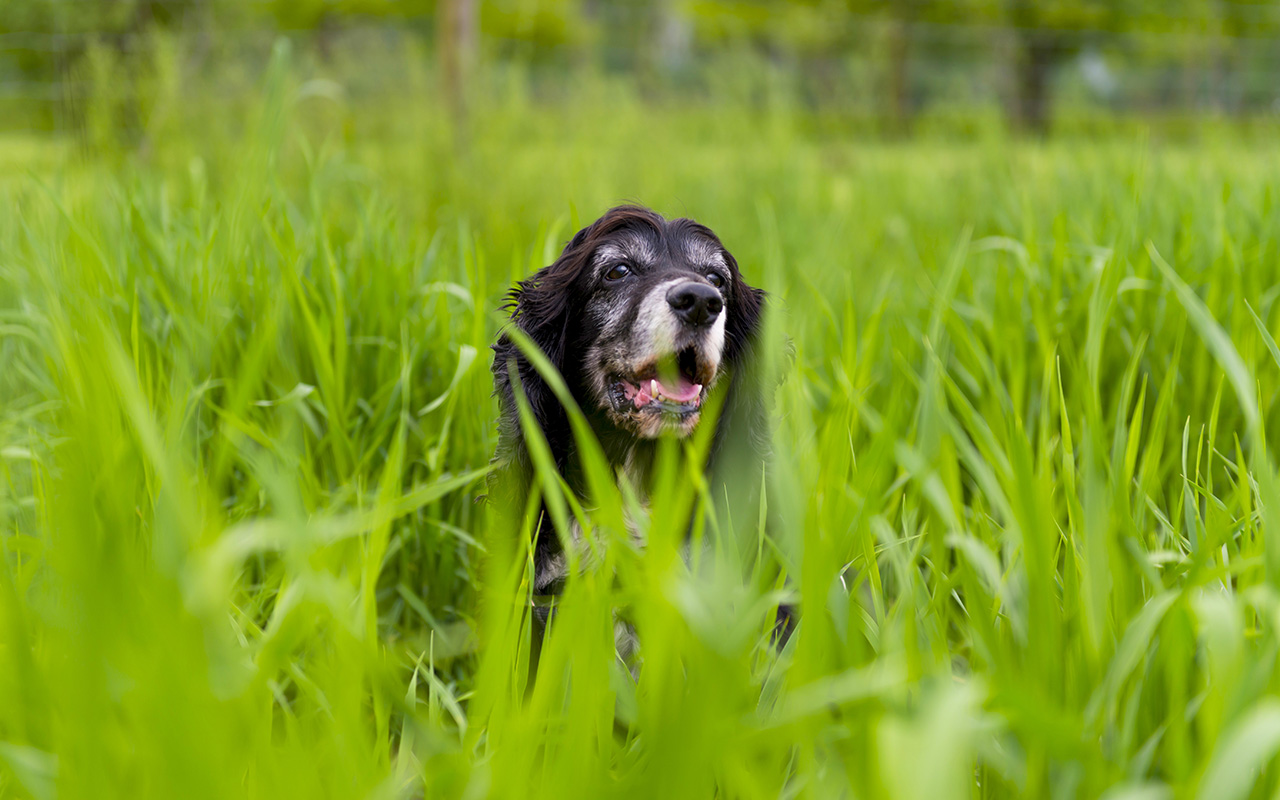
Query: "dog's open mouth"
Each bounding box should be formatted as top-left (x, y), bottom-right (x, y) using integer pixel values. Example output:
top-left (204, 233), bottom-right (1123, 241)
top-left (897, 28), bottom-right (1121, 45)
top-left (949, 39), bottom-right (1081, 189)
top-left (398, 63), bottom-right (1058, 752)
top-left (609, 346), bottom-right (711, 417)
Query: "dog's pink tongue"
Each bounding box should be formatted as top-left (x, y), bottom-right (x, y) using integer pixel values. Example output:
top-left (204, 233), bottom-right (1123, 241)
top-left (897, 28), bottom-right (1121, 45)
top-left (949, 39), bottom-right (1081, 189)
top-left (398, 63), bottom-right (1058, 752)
top-left (653, 376), bottom-right (701, 403)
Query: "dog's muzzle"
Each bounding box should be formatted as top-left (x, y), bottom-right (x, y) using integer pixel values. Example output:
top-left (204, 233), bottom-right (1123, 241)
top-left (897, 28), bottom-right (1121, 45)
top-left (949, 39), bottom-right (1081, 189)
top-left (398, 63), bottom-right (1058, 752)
top-left (600, 280), bottom-right (727, 434)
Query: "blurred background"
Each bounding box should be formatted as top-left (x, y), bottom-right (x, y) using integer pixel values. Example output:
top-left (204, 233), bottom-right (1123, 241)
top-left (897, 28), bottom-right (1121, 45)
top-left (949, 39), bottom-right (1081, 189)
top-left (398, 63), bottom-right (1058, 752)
top-left (9, 5), bottom-right (1280, 798)
top-left (4, 0), bottom-right (1280, 148)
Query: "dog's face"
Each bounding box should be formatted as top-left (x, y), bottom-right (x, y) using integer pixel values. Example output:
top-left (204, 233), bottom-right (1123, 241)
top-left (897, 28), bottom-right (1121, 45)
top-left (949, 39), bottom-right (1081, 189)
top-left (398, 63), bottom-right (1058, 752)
top-left (500, 205), bottom-right (764, 441)
top-left (577, 221), bottom-right (736, 438)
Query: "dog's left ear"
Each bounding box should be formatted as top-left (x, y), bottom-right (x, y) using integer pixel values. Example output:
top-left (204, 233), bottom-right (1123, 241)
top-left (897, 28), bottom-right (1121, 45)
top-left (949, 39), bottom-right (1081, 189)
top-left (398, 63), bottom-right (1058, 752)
top-left (491, 220), bottom-right (600, 470)
top-left (722, 249), bottom-right (766, 362)
top-left (506, 220), bottom-right (599, 373)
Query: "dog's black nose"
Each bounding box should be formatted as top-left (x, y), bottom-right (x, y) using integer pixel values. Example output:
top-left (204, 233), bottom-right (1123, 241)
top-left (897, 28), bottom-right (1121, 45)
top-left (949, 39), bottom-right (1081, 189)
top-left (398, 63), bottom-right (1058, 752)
top-left (667, 282), bottom-right (723, 327)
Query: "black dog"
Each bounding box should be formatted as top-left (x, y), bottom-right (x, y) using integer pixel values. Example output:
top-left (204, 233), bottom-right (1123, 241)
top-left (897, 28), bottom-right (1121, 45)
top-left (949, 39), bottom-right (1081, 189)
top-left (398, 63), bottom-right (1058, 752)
top-left (490, 205), bottom-right (782, 656)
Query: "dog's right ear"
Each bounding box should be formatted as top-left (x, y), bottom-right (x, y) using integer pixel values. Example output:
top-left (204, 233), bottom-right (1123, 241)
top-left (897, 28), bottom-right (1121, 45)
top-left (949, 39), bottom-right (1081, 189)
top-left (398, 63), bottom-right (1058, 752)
top-left (492, 221), bottom-right (599, 466)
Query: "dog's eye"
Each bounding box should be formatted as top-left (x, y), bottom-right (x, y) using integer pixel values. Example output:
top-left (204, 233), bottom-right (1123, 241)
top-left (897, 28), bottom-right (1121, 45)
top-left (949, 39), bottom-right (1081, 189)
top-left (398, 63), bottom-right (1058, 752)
top-left (706, 272), bottom-right (725, 289)
top-left (605, 264), bottom-right (631, 281)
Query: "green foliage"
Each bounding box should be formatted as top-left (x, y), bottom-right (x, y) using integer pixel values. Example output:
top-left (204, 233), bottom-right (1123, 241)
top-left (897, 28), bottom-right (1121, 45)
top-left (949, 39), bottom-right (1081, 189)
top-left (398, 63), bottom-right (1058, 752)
top-left (7, 45), bottom-right (1280, 799)
top-left (483, 0), bottom-right (586, 52)
top-left (8, 1), bottom-right (1280, 136)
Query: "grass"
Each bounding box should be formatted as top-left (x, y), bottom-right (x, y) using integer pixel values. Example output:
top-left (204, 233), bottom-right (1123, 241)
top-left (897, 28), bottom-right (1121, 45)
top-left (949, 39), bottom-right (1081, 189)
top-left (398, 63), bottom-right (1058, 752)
top-left (6, 42), bottom-right (1280, 799)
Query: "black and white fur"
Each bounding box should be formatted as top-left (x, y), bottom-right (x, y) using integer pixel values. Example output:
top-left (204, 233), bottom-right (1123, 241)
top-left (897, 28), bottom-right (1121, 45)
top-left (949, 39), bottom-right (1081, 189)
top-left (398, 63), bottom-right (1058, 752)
top-left (489, 205), bottom-right (779, 655)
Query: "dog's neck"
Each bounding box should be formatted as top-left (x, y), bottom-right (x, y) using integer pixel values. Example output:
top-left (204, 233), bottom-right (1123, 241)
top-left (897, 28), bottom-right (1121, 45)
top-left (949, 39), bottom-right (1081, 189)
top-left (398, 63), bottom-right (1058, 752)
top-left (584, 412), bottom-right (662, 498)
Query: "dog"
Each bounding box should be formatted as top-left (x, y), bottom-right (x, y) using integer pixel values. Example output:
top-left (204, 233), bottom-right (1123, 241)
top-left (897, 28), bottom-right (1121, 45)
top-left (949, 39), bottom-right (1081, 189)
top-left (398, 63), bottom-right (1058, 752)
top-left (489, 205), bottom-right (784, 664)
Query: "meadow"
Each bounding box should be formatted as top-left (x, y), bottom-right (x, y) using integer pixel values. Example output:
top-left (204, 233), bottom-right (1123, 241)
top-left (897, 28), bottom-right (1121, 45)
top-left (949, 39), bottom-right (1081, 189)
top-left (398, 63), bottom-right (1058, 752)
top-left (6, 43), bottom-right (1280, 799)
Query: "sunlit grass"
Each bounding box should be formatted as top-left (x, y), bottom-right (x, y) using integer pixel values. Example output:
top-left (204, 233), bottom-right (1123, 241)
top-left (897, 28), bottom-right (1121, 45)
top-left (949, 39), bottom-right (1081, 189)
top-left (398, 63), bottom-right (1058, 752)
top-left (5, 44), bottom-right (1280, 799)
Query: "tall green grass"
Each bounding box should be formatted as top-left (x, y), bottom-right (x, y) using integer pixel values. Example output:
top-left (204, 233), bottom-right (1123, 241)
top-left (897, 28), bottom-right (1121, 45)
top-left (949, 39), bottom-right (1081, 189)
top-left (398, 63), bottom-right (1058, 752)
top-left (6, 44), bottom-right (1280, 799)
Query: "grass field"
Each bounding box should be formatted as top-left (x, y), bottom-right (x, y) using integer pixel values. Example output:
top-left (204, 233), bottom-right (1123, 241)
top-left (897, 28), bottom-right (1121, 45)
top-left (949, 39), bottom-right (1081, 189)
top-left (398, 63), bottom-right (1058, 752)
top-left (7, 47), bottom-right (1280, 799)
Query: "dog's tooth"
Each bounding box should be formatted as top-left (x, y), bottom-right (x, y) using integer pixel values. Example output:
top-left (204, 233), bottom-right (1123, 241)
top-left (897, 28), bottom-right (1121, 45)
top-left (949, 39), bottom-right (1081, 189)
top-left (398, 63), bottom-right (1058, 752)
top-left (651, 379), bottom-right (660, 398)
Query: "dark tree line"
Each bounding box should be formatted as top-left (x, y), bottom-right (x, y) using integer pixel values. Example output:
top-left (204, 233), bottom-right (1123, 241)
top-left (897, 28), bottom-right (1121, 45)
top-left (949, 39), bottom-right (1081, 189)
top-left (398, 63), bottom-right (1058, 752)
top-left (4, 0), bottom-right (1280, 133)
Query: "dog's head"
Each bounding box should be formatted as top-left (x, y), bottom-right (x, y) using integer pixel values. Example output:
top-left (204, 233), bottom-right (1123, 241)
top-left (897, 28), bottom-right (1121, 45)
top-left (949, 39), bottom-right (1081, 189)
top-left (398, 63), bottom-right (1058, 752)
top-left (497, 205), bottom-right (764, 441)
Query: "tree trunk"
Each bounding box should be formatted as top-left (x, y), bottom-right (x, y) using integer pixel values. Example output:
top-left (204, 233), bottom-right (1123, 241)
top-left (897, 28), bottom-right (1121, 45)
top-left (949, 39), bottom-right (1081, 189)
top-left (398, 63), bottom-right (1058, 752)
top-left (316, 12), bottom-right (336, 63)
top-left (438, 0), bottom-right (476, 124)
top-left (886, 16), bottom-right (911, 135)
top-left (1016, 30), bottom-right (1057, 135)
